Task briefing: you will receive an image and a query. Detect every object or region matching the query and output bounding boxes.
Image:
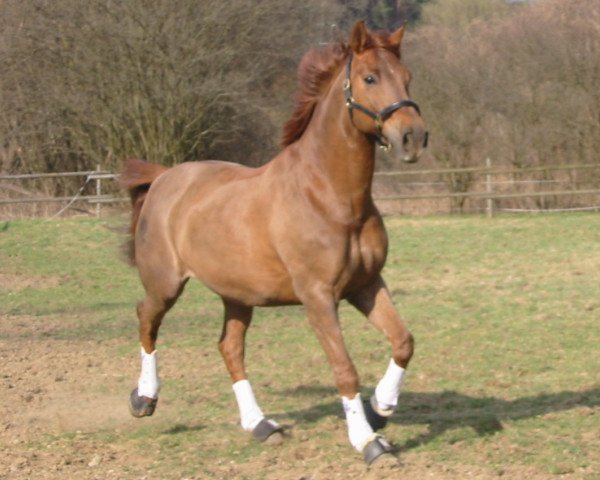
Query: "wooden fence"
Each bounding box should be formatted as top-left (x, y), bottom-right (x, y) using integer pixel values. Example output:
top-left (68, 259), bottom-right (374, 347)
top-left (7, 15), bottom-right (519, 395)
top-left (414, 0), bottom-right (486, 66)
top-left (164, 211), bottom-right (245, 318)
top-left (373, 161), bottom-right (600, 216)
top-left (1, 162), bottom-right (600, 218)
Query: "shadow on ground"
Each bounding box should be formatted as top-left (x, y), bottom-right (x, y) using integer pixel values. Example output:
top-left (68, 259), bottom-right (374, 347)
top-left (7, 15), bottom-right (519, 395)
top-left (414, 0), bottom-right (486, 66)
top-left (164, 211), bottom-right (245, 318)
top-left (275, 385), bottom-right (600, 450)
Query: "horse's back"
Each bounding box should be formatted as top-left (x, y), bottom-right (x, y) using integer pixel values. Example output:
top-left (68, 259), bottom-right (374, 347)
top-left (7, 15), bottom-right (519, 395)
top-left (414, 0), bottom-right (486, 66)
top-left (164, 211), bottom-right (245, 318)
top-left (141, 160), bottom-right (264, 218)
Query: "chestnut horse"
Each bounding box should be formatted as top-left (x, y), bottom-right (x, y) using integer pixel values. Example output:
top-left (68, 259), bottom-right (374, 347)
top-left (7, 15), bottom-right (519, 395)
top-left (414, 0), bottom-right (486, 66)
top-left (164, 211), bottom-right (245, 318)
top-left (121, 21), bottom-right (427, 465)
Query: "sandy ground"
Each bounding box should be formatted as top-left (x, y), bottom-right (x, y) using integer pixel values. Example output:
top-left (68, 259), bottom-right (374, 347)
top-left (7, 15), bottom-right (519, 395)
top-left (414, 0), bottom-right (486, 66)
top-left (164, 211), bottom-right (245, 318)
top-left (2, 311), bottom-right (577, 480)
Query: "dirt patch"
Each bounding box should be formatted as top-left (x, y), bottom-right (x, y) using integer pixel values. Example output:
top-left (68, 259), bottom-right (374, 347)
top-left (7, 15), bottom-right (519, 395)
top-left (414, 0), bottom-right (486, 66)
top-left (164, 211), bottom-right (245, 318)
top-left (0, 274), bottom-right (63, 292)
top-left (0, 314), bottom-right (143, 479)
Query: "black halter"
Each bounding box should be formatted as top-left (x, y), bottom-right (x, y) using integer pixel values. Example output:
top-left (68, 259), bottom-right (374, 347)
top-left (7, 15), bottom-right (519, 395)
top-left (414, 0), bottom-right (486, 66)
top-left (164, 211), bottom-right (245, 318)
top-left (343, 53), bottom-right (421, 150)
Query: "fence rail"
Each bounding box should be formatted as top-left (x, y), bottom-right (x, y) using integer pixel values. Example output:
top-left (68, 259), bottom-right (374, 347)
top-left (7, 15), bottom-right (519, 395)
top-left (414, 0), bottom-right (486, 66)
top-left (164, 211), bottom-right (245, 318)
top-left (0, 194), bottom-right (125, 205)
top-left (376, 188), bottom-right (600, 201)
top-left (0, 171), bottom-right (110, 180)
top-left (1, 162), bottom-right (600, 217)
top-left (373, 163), bottom-right (600, 177)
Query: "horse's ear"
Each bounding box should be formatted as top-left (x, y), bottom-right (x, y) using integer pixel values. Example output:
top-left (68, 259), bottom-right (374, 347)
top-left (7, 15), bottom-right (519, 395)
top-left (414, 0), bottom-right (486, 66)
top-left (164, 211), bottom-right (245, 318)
top-left (349, 20), bottom-right (372, 53)
top-left (389, 24), bottom-right (406, 55)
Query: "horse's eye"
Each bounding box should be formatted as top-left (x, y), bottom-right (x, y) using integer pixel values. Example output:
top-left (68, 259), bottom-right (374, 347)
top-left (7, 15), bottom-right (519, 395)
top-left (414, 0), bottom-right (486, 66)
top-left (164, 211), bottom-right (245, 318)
top-left (364, 75), bottom-right (377, 85)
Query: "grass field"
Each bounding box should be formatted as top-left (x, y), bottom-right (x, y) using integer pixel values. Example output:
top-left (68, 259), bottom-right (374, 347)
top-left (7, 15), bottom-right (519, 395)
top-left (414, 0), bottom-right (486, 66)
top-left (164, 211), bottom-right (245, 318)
top-left (1, 213), bottom-right (599, 479)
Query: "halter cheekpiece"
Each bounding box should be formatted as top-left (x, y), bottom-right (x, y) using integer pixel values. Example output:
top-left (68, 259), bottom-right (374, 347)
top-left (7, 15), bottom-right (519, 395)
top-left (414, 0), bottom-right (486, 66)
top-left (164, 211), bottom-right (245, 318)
top-left (343, 53), bottom-right (421, 151)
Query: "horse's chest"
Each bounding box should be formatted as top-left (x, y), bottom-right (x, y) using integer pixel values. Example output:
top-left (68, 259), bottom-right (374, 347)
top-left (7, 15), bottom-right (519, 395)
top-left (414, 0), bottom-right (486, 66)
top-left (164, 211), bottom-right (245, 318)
top-left (352, 229), bottom-right (386, 271)
top-left (343, 221), bottom-right (388, 290)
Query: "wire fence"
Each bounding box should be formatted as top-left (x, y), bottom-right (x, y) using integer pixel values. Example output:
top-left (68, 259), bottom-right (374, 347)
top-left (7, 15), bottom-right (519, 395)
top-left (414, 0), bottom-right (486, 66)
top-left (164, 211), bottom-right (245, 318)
top-left (1, 162), bottom-right (600, 219)
top-left (0, 167), bottom-right (125, 219)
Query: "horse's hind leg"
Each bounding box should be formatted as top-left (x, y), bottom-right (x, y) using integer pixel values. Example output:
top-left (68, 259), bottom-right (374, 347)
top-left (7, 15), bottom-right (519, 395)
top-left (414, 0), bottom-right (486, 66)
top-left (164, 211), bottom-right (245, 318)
top-left (129, 275), bottom-right (186, 418)
top-left (219, 300), bottom-right (283, 443)
top-left (348, 275), bottom-right (414, 430)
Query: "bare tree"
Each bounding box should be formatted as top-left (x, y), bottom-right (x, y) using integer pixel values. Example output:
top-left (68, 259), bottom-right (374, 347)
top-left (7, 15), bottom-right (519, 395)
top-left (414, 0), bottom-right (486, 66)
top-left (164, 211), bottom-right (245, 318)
top-left (0, 0), bottom-right (363, 181)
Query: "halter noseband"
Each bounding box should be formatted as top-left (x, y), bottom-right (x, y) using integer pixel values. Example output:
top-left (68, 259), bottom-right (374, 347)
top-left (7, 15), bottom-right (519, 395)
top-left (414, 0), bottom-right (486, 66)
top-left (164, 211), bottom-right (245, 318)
top-left (343, 53), bottom-right (421, 151)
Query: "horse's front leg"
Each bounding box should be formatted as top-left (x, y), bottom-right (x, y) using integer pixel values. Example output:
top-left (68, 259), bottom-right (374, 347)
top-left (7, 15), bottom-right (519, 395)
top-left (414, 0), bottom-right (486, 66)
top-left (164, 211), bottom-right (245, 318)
top-left (219, 300), bottom-right (283, 444)
top-left (348, 275), bottom-right (414, 429)
top-left (301, 285), bottom-right (395, 465)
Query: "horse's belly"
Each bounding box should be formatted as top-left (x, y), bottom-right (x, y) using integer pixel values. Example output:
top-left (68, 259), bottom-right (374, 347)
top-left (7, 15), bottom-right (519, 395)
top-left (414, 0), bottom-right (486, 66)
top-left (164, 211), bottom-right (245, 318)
top-left (178, 213), bottom-right (299, 306)
top-left (189, 257), bottom-right (299, 307)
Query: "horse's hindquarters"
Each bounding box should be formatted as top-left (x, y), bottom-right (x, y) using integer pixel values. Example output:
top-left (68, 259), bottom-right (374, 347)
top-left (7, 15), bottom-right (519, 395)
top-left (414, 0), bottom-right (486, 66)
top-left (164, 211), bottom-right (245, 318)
top-left (140, 162), bottom-right (298, 307)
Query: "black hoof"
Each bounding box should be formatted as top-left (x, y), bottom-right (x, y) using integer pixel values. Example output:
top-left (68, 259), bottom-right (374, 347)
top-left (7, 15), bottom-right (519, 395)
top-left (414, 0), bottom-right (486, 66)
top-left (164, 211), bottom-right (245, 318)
top-left (363, 396), bottom-right (389, 431)
top-left (252, 418), bottom-right (284, 443)
top-left (129, 387), bottom-right (158, 418)
top-left (363, 436), bottom-right (394, 465)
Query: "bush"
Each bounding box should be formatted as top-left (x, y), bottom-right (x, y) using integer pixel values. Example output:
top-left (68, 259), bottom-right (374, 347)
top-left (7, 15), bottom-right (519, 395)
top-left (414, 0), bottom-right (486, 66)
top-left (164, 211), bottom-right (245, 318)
top-left (0, 0), bottom-right (364, 177)
top-left (405, 0), bottom-right (600, 209)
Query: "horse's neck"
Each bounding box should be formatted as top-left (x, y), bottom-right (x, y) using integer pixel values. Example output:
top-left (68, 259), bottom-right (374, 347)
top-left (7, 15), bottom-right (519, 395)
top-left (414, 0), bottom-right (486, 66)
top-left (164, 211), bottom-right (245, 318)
top-left (296, 75), bottom-right (376, 220)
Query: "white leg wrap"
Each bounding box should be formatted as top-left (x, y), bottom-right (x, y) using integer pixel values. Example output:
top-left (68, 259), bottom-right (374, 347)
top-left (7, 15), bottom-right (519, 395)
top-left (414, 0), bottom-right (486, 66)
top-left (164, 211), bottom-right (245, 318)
top-left (232, 379), bottom-right (265, 432)
top-left (138, 348), bottom-right (160, 399)
top-left (374, 358), bottom-right (406, 413)
top-left (342, 394), bottom-right (376, 452)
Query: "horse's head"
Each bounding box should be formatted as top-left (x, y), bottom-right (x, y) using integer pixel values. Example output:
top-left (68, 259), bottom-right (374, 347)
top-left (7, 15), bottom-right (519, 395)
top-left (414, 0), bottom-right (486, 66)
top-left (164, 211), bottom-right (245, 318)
top-left (344, 21), bottom-right (428, 163)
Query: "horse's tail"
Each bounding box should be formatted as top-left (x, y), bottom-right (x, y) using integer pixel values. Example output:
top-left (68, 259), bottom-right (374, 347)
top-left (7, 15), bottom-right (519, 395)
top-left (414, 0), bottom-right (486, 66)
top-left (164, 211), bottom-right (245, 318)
top-left (120, 158), bottom-right (169, 265)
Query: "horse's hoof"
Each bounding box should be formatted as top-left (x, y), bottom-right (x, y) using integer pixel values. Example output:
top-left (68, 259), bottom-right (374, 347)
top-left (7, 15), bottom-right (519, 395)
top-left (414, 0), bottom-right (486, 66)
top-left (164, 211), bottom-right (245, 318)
top-left (129, 387), bottom-right (158, 417)
top-left (363, 436), bottom-right (396, 466)
top-left (363, 395), bottom-right (389, 431)
top-left (368, 451), bottom-right (400, 470)
top-left (252, 418), bottom-right (284, 444)
top-left (263, 430), bottom-right (285, 446)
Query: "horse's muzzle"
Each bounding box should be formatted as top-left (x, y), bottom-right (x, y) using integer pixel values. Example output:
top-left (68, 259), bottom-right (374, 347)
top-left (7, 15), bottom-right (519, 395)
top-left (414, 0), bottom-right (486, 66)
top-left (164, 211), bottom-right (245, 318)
top-left (387, 122), bottom-right (429, 163)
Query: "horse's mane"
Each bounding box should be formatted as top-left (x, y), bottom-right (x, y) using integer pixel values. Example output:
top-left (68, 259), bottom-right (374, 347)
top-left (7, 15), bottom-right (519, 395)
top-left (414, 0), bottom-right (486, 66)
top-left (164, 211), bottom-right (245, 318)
top-left (281, 32), bottom-right (401, 147)
top-left (281, 42), bottom-right (349, 147)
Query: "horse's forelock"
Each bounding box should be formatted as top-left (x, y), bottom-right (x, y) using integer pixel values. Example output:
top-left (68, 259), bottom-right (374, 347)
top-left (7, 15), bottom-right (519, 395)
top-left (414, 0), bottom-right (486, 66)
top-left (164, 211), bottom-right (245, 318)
top-left (370, 29), bottom-right (403, 57)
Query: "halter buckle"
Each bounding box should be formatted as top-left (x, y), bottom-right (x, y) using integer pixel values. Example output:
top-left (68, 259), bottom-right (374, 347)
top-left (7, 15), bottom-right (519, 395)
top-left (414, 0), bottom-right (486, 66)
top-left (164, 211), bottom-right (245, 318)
top-left (378, 140), bottom-right (392, 152)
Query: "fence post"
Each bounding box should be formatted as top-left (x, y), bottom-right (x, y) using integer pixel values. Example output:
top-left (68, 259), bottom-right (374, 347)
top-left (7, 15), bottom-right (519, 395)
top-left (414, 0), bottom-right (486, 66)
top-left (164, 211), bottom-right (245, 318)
top-left (486, 157), bottom-right (493, 218)
top-left (95, 164), bottom-right (101, 218)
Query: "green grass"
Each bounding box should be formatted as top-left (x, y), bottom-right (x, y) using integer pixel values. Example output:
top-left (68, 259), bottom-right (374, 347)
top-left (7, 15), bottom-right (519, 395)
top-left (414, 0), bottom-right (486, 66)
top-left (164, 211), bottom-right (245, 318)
top-left (1, 213), bottom-right (599, 478)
